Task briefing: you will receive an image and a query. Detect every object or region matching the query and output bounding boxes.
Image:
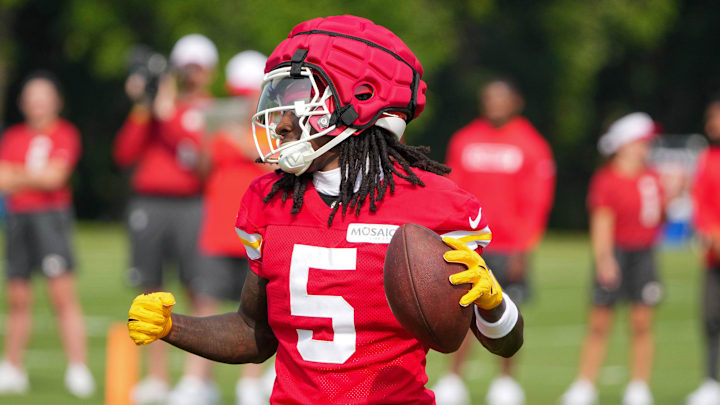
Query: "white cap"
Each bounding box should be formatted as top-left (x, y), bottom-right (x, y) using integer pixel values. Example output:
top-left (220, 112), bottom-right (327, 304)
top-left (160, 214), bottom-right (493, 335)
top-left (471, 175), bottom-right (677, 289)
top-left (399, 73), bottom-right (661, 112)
top-left (598, 112), bottom-right (656, 156)
top-left (225, 50), bottom-right (267, 95)
top-left (170, 34), bottom-right (218, 68)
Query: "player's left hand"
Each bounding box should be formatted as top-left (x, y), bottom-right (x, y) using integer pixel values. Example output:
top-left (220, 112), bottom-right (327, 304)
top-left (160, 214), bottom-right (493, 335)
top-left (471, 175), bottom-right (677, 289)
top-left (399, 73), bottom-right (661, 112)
top-left (443, 237), bottom-right (503, 310)
top-left (127, 292), bottom-right (176, 345)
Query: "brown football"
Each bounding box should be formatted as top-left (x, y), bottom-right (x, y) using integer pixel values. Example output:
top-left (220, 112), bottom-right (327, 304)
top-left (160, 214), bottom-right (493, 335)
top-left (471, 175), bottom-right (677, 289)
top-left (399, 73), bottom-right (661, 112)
top-left (383, 223), bottom-right (473, 353)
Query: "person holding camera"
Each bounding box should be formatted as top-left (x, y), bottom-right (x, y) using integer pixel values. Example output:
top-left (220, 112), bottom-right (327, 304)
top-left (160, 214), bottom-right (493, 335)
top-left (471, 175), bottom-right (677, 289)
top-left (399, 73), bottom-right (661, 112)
top-left (0, 71), bottom-right (94, 398)
top-left (195, 50), bottom-right (276, 405)
top-left (114, 34), bottom-right (218, 405)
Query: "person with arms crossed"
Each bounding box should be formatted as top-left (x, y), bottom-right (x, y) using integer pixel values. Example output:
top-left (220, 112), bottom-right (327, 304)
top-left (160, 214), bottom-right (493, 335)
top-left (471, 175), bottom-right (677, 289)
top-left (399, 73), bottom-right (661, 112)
top-left (114, 34), bottom-right (218, 405)
top-left (0, 71), bottom-right (94, 398)
top-left (438, 78), bottom-right (555, 405)
top-left (125, 15), bottom-right (524, 404)
top-left (561, 112), bottom-right (666, 405)
top-left (195, 50), bottom-right (275, 405)
top-left (687, 96), bottom-right (720, 405)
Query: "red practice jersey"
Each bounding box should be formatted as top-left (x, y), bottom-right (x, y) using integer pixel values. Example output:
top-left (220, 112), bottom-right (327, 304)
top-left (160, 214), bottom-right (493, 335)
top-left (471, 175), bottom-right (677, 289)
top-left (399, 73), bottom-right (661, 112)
top-left (446, 116), bottom-right (555, 252)
top-left (199, 134), bottom-right (268, 256)
top-left (0, 119), bottom-right (81, 213)
top-left (235, 168), bottom-right (492, 404)
top-left (692, 146), bottom-right (720, 265)
top-left (587, 165), bottom-right (663, 249)
top-left (113, 97), bottom-right (210, 196)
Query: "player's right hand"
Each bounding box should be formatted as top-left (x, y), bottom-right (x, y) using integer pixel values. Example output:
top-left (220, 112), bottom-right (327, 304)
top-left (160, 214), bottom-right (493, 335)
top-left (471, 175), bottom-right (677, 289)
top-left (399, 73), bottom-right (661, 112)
top-left (443, 237), bottom-right (503, 310)
top-left (127, 292), bottom-right (175, 345)
top-left (596, 256), bottom-right (620, 289)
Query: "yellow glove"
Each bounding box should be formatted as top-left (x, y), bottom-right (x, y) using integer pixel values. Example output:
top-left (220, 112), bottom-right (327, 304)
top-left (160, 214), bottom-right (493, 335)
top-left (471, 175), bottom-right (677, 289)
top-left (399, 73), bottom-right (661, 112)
top-left (443, 237), bottom-right (503, 310)
top-left (127, 292), bottom-right (176, 345)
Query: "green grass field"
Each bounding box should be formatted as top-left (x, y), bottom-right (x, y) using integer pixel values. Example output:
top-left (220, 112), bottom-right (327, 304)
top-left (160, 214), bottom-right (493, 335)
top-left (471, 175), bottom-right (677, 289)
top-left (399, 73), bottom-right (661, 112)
top-left (0, 224), bottom-right (706, 404)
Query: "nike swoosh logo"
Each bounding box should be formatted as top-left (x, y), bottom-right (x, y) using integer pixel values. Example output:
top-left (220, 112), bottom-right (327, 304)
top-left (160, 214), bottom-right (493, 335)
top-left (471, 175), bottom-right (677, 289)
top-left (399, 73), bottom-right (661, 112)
top-left (468, 208), bottom-right (482, 229)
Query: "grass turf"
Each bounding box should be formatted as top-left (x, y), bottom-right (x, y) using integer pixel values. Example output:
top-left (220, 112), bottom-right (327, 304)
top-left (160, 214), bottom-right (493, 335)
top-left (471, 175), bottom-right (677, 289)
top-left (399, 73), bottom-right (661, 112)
top-left (0, 224), bottom-right (705, 404)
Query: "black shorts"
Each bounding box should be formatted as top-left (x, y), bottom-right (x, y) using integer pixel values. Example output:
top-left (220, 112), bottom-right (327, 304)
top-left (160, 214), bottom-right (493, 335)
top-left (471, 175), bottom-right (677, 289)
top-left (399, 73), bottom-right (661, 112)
top-left (703, 266), bottom-right (720, 335)
top-left (4, 209), bottom-right (76, 280)
top-left (126, 196), bottom-right (203, 290)
top-left (483, 252), bottom-right (531, 304)
top-left (592, 247), bottom-right (663, 307)
top-left (191, 255), bottom-right (249, 301)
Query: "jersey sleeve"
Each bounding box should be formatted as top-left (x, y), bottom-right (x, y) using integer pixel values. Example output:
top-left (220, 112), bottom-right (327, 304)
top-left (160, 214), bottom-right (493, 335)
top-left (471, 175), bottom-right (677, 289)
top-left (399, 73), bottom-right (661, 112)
top-left (0, 129), bottom-right (13, 161)
top-left (114, 108), bottom-right (152, 167)
top-left (234, 179), bottom-right (268, 277)
top-left (436, 192), bottom-right (492, 254)
top-left (513, 134), bottom-right (556, 250)
top-left (587, 170), bottom-right (613, 212)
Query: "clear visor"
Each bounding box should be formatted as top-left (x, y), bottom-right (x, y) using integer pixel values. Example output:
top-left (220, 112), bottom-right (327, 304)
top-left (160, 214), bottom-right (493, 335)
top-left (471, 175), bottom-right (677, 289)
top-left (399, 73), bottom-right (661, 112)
top-left (251, 67), bottom-right (335, 164)
top-left (255, 76), bottom-right (313, 127)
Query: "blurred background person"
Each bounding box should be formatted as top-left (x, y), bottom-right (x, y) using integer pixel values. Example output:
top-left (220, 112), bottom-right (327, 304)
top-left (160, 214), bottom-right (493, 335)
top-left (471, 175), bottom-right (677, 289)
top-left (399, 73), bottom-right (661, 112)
top-left (113, 34), bottom-right (218, 405)
top-left (192, 50), bottom-right (275, 405)
top-left (687, 96), bottom-right (720, 405)
top-left (561, 112), bottom-right (666, 405)
top-left (0, 71), bottom-right (94, 398)
top-left (437, 78), bottom-right (555, 405)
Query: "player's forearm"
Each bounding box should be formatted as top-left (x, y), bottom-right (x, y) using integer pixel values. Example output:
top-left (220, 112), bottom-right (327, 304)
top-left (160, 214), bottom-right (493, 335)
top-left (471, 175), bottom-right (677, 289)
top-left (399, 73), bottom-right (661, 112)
top-left (590, 209), bottom-right (615, 267)
top-left (472, 299), bottom-right (524, 358)
top-left (15, 170), bottom-right (67, 191)
top-left (163, 312), bottom-right (277, 364)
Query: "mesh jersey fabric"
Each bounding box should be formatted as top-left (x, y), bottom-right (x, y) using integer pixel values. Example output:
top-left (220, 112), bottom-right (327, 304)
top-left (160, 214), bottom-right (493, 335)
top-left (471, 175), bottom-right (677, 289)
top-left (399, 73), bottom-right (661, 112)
top-left (235, 167), bottom-right (491, 404)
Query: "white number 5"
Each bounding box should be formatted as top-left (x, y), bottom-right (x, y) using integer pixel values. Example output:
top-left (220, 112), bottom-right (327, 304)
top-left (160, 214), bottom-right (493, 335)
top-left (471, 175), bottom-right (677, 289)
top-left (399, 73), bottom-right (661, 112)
top-left (289, 244), bottom-right (357, 364)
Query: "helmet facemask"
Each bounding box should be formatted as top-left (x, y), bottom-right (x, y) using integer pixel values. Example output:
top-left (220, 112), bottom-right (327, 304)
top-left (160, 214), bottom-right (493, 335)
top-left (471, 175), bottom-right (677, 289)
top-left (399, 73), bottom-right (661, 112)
top-left (252, 66), bottom-right (356, 175)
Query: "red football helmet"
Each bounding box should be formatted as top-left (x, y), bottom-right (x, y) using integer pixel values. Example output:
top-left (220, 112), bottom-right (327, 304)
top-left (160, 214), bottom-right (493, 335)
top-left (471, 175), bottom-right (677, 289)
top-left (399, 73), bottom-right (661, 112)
top-left (252, 15), bottom-right (427, 175)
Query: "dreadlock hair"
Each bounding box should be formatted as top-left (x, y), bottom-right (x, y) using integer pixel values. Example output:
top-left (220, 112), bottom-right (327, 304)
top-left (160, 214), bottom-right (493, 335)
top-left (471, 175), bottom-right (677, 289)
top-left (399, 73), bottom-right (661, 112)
top-left (263, 126), bottom-right (451, 225)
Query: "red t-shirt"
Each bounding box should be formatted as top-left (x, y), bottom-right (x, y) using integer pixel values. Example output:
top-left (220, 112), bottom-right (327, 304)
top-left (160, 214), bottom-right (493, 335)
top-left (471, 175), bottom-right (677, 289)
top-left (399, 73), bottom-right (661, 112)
top-left (113, 97), bottom-right (210, 196)
top-left (587, 165), bottom-right (663, 249)
top-left (235, 169), bottom-right (492, 405)
top-left (692, 146), bottom-right (720, 265)
top-left (199, 134), bottom-right (268, 256)
top-left (446, 116), bottom-right (555, 252)
top-left (0, 119), bottom-right (81, 213)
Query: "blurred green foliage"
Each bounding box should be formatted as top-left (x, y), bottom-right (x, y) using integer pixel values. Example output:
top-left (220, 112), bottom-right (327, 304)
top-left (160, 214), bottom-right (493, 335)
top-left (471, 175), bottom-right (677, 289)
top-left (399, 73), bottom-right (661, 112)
top-left (1, 0), bottom-right (719, 227)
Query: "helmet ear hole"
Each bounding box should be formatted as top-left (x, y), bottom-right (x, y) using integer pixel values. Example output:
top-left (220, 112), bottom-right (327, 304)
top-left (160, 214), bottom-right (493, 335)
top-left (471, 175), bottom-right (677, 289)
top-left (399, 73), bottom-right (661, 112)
top-left (354, 83), bottom-right (374, 101)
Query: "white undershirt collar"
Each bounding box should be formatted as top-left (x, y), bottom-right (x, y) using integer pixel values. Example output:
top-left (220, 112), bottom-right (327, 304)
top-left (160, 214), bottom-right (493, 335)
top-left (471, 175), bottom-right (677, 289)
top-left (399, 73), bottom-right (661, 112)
top-left (312, 160), bottom-right (383, 197)
top-left (312, 168), bottom-right (343, 196)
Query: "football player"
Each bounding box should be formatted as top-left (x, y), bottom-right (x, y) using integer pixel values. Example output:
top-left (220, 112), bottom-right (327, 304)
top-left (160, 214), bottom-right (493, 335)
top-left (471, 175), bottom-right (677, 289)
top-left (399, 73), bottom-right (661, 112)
top-left (195, 50), bottom-right (275, 405)
top-left (126, 15), bottom-right (524, 404)
top-left (115, 33), bottom-right (219, 405)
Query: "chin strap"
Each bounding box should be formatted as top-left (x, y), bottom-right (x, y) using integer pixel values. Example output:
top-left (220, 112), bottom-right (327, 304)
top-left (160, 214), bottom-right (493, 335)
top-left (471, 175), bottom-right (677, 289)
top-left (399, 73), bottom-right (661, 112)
top-left (278, 127), bottom-right (357, 176)
top-left (277, 113), bottom-right (403, 176)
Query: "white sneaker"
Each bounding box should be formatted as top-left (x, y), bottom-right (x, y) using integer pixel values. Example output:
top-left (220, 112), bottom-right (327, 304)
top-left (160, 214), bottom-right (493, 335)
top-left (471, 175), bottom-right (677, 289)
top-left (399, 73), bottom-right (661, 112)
top-left (261, 365), bottom-right (276, 397)
top-left (486, 376), bottom-right (525, 405)
top-left (168, 376), bottom-right (220, 405)
top-left (236, 378), bottom-right (266, 405)
top-left (687, 379), bottom-right (720, 405)
top-left (623, 381), bottom-right (653, 405)
top-left (65, 363), bottom-right (95, 398)
top-left (432, 373), bottom-right (470, 405)
top-left (132, 377), bottom-right (170, 405)
top-left (560, 379), bottom-right (597, 405)
top-left (0, 360), bottom-right (29, 394)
